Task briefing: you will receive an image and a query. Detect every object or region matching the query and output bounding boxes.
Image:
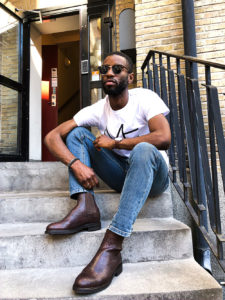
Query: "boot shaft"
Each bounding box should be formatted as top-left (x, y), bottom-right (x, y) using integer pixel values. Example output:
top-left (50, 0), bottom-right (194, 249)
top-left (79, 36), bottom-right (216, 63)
top-left (77, 193), bottom-right (100, 219)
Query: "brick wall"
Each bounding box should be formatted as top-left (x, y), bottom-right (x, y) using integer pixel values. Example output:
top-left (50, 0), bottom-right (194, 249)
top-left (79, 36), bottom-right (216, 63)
top-left (194, 0), bottom-right (225, 134)
top-left (195, 0), bottom-right (225, 63)
top-left (0, 26), bottom-right (19, 154)
top-left (135, 0), bottom-right (184, 87)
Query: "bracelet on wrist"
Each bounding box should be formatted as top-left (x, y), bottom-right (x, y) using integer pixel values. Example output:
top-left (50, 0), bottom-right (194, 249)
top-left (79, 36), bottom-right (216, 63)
top-left (68, 157), bottom-right (80, 169)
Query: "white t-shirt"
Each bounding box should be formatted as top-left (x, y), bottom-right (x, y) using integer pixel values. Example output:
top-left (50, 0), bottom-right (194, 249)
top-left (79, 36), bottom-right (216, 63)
top-left (74, 88), bottom-right (170, 164)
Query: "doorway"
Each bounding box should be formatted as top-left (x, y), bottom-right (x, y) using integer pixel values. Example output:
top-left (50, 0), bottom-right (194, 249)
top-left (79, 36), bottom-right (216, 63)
top-left (28, 2), bottom-right (113, 162)
top-left (32, 14), bottom-right (81, 161)
top-left (0, 2), bottom-right (114, 162)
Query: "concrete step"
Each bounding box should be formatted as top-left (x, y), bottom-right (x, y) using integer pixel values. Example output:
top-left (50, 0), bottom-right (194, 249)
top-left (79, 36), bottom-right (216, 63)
top-left (0, 162), bottom-right (109, 192)
top-left (0, 188), bottom-right (172, 223)
top-left (0, 218), bottom-right (192, 270)
top-left (0, 259), bottom-right (222, 300)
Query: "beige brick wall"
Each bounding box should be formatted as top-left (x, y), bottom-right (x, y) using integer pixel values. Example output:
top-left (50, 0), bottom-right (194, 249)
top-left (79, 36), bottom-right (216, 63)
top-left (195, 0), bottom-right (225, 63)
top-left (194, 0), bottom-right (225, 135)
top-left (135, 0), bottom-right (184, 87)
top-left (0, 86), bottom-right (18, 154)
top-left (0, 26), bottom-right (19, 154)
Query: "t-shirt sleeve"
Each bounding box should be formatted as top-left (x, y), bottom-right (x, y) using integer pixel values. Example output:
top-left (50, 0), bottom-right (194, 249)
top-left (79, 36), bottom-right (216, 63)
top-left (140, 89), bottom-right (169, 121)
top-left (73, 100), bottom-right (104, 127)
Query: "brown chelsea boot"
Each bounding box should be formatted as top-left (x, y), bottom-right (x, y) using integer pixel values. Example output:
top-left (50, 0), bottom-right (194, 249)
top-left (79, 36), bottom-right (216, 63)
top-left (73, 229), bottom-right (124, 294)
top-left (45, 192), bottom-right (101, 235)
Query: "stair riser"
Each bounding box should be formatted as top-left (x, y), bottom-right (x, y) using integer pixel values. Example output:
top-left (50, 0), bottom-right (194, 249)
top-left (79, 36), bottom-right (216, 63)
top-left (0, 190), bottom-right (172, 223)
top-left (0, 162), bottom-right (68, 192)
top-left (0, 229), bottom-right (192, 269)
top-left (0, 162), bottom-right (109, 192)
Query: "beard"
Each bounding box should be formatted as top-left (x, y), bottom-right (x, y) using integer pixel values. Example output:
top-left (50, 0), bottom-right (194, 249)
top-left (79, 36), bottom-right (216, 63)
top-left (102, 75), bottom-right (128, 96)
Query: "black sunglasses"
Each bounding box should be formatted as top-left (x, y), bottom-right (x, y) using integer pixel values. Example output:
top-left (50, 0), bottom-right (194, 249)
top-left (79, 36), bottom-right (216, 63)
top-left (98, 64), bottom-right (129, 75)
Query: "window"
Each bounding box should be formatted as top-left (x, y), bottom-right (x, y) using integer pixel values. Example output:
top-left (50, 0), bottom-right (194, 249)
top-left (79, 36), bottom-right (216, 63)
top-left (0, 4), bottom-right (29, 161)
top-left (119, 9), bottom-right (135, 51)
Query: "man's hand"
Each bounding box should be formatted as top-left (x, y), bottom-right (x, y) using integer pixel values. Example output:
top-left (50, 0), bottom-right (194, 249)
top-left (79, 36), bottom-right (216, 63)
top-left (93, 135), bottom-right (115, 151)
top-left (71, 160), bottom-right (99, 190)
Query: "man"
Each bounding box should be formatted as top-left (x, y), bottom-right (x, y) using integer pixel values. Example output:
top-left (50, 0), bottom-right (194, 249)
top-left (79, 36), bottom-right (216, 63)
top-left (44, 51), bottom-right (171, 294)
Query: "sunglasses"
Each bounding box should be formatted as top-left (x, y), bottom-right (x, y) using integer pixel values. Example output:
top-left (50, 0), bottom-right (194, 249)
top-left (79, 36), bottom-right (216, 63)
top-left (98, 64), bottom-right (129, 75)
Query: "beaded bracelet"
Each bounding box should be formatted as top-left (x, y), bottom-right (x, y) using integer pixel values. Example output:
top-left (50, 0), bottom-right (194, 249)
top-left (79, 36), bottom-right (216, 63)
top-left (68, 157), bottom-right (80, 169)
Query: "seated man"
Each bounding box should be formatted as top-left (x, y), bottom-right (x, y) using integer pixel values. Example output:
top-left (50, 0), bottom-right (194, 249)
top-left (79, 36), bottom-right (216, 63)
top-left (44, 51), bottom-right (171, 294)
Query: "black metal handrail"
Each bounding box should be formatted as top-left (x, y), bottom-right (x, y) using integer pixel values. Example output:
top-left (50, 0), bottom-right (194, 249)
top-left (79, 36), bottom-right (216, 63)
top-left (141, 50), bottom-right (225, 271)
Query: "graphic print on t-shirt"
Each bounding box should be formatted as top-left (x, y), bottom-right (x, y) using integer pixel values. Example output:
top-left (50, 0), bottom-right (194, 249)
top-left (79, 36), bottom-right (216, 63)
top-left (104, 124), bottom-right (139, 139)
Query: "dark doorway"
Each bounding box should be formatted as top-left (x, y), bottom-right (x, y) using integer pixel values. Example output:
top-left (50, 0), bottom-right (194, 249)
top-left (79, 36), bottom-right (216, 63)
top-left (58, 41), bottom-right (80, 125)
top-left (38, 15), bottom-right (81, 161)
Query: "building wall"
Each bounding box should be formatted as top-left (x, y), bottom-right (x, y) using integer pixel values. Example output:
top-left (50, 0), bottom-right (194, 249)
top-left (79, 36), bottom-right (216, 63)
top-left (195, 0), bottom-right (225, 63)
top-left (135, 0), bottom-right (184, 87)
top-left (0, 26), bottom-right (19, 154)
top-left (194, 0), bottom-right (225, 131)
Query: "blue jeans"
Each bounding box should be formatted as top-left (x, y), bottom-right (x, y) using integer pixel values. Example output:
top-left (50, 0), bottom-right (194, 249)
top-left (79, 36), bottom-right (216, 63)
top-left (66, 127), bottom-right (169, 237)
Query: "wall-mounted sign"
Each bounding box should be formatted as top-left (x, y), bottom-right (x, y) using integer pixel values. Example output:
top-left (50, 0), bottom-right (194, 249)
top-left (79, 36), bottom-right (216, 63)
top-left (51, 77), bottom-right (58, 88)
top-left (51, 94), bottom-right (56, 106)
top-left (51, 68), bottom-right (57, 78)
top-left (81, 60), bottom-right (88, 74)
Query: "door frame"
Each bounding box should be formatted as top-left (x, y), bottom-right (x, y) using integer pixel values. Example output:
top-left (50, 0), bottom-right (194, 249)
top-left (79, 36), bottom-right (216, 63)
top-left (24, 4), bottom-right (89, 109)
top-left (88, 1), bottom-right (114, 95)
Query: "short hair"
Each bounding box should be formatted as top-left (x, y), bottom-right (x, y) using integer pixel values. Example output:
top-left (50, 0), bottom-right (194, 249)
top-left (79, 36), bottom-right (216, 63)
top-left (104, 51), bottom-right (133, 73)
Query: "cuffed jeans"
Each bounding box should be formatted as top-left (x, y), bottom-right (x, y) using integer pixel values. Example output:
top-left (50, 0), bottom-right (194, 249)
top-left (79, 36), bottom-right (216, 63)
top-left (66, 127), bottom-right (169, 237)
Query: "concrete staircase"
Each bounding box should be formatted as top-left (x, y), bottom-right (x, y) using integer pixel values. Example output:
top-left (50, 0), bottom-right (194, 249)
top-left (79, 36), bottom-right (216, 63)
top-left (0, 162), bottom-right (222, 300)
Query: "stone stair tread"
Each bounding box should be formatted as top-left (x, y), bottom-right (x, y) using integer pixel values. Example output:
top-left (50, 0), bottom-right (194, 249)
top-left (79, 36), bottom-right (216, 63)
top-left (0, 218), bottom-right (189, 237)
top-left (0, 259), bottom-right (221, 300)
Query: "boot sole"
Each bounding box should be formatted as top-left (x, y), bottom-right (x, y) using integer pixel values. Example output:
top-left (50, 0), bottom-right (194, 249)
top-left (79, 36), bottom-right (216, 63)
top-left (45, 222), bottom-right (101, 235)
top-left (74, 263), bottom-right (123, 294)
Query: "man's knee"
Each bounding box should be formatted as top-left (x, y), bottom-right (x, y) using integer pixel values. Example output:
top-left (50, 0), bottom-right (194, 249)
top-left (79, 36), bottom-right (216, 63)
top-left (66, 127), bottom-right (89, 145)
top-left (129, 142), bottom-right (158, 164)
